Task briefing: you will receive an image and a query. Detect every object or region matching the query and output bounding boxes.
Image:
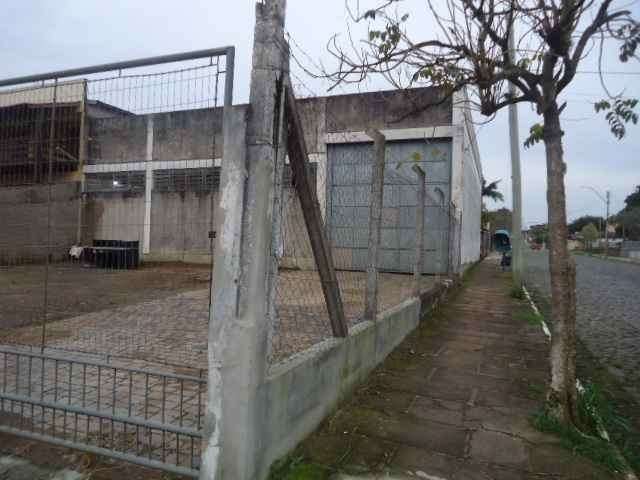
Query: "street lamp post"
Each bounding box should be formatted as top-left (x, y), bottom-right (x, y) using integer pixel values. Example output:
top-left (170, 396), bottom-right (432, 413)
top-left (581, 186), bottom-right (611, 258)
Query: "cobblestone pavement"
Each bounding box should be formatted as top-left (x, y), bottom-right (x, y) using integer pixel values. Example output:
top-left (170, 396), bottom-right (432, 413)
top-left (0, 271), bottom-right (437, 478)
top-left (523, 249), bottom-right (640, 400)
top-left (2, 271), bottom-right (435, 368)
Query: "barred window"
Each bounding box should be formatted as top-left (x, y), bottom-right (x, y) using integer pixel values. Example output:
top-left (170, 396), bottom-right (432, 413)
top-left (153, 168), bottom-right (220, 193)
top-left (85, 172), bottom-right (145, 193)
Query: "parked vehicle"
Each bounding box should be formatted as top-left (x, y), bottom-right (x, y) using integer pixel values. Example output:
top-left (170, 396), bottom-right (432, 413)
top-left (493, 230), bottom-right (512, 271)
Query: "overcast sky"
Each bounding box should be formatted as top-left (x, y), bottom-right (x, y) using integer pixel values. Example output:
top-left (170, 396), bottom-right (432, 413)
top-left (3, 1), bottom-right (638, 227)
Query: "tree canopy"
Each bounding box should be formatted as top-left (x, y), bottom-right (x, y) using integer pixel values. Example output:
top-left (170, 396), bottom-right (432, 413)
top-left (580, 223), bottom-right (600, 248)
top-left (482, 178), bottom-right (504, 202)
top-left (616, 207), bottom-right (640, 240)
top-left (486, 207), bottom-right (512, 233)
top-left (529, 223), bottom-right (548, 244)
top-left (568, 215), bottom-right (603, 235)
top-left (622, 185), bottom-right (640, 211)
top-left (327, 0), bottom-right (639, 138)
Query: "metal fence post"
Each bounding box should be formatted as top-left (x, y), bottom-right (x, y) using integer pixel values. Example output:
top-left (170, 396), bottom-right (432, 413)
top-left (412, 165), bottom-right (425, 296)
top-left (75, 80), bottom-right (88, 245)
top-left (364, 129), bottom-right (385, 321)
top-left (458, 210), bottom-right (463, 273)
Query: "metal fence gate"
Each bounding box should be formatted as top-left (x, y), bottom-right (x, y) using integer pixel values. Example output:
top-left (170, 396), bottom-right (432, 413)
top-left (326, 139), bottom-right (453, 274)
top-left (0, 47), bottom-right (234, 477)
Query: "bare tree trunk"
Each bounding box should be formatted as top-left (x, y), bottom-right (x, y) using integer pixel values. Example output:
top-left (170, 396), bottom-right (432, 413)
top-left (543, 103), bottom-right (579, 424)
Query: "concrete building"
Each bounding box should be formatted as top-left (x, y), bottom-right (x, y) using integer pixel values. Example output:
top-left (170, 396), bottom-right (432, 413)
top-left (0, 86), bottom-right (482, 273)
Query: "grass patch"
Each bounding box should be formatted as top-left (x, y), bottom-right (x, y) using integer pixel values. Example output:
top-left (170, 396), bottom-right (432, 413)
top-left (268, 456), bottom-right (330, 480)
top-left (531, 381), bottom-right (639, 475)
top-left (513, 307), bottom-right (542, 326)
top-left (580, 382), bottom-right (640, 474)
top-left (531, 408), bottom-right (626, 473)
top-left (527, 382), bottom-right (545, 397)
top-left (509, 285), bottom-right (526, 300)
top-left (460, 263), bottom-right (477, 287)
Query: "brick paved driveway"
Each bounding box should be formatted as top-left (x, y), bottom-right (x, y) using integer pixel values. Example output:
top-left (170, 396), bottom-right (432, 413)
top-left (523, 250), bottom-right (640, 400)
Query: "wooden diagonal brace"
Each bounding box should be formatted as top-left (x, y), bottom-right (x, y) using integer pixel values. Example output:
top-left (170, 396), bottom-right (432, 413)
top-left (284, 85), bottom-right (348, 338)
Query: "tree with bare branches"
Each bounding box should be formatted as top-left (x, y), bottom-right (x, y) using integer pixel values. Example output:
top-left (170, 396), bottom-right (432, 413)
top-left (326, 0), bottom-right (638, 426)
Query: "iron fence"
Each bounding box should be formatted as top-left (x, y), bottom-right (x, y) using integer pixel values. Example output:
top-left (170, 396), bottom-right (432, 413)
top-left (0, 346), bottom-right (205, 476)
top-left (0, 47), bottom-right (234, 477)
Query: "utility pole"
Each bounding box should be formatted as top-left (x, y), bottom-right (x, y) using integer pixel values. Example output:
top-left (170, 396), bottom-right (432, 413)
top-left (508, 28), bottom-right (523, 286)
top-left (604, 190), bottom-right (610, 258)
top-left (580, 185), bottom-right (610, 257)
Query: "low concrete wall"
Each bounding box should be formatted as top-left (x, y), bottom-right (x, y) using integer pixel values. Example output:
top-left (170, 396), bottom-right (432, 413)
top-left (256, 281), bottom-right (451, 479)
top-left (621, 241), bottom-right (640, 259)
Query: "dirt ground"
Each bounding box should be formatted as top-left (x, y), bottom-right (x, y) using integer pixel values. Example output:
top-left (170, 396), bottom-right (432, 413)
top-left (0, 432), bottom-right (186, 480)
top-left (0, 262), bottom-right (211, 330)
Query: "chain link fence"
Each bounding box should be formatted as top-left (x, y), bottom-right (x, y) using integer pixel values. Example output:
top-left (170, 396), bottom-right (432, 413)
top-left (266, 82), bottom-right (461, 363)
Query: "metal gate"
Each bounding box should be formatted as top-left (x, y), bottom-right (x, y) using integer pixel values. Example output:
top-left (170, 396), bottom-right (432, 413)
top-left (326, 139), bottom-right (452, 274)
top-left (0, 47), bottom-right (234, 477)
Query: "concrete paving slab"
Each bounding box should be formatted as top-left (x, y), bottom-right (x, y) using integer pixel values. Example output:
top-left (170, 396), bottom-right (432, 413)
top-left (296, 259), bottom-right (619, 480)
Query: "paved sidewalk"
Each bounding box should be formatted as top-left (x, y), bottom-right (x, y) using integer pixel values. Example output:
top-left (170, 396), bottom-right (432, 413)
top-left (296, 258), bottom-right (615, 479)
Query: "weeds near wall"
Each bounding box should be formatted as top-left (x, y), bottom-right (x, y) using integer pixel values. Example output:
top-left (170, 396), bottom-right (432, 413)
top-left (267, 455), bottom-right (329, 480)
top-left (513, 307), bottom-right (542, 326)
top-left (509, 285), bottom-right (526, 300)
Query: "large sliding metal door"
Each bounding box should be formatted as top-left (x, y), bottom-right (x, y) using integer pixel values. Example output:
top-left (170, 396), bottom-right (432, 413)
top-left (327, 139), bottom-right (452, 274)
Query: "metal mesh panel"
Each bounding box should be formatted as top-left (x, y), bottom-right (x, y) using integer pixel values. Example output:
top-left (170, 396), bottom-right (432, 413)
top-left (0, 48), bottom-right (233, 476)
top-left (266, 79), bottom-right (457, 365)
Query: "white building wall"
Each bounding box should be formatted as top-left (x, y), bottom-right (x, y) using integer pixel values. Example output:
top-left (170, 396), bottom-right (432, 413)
top-left (452, 89), bottom-right (482, 268)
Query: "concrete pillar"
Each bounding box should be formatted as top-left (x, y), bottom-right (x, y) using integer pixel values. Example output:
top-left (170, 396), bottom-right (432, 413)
top-left (199, 106), bottom-right (247, 480)
top-left (412, 165), bottom-right (425, 296)
top-left (143, 116), bottom-right (154, 256)
top-left (364, 129), bottom-right (385, 321)
top-left (199, 1), bottom-right (288, 479)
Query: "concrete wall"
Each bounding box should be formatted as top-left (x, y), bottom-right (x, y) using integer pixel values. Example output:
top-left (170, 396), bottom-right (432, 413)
top-left (452, 89), bottom-right (482, 269)
top-left (82, 192), bottom-right (145, 244)
top-left (88, 115), bottom-right (148, 164)
top-left (85, 107), bottom-right (223, 261)
top-left (256, 282), bottom-right (452, 479)
top-left (152, 109), bottom-right (223, 161)
top-left (324, 88), bottom-right (452, 133)
top-left (148, 191), bottom-right (217, 263)
top-left (88, 108), bottom-right (223, 165)
top-left (459, 114), bottom-right (482, 267)
top-left (0, 183), bottom-right (79, 264)
top-left (26, 87), bottom-right (475, 269)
